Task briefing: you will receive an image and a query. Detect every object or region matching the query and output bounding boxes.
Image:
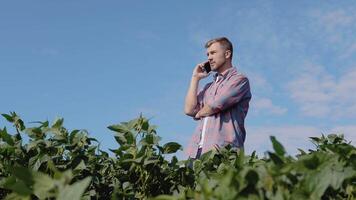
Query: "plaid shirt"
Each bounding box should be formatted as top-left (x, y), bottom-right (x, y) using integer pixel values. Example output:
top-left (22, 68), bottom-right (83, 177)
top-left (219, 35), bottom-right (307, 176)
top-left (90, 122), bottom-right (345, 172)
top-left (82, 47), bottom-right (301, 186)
top-left (185, 67), bottom-right (251, 158)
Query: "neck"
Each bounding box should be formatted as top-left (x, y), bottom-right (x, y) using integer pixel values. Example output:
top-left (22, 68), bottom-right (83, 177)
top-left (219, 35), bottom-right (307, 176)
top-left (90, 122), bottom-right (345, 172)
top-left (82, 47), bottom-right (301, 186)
top-left (217, 61), bottom-right (232, 74)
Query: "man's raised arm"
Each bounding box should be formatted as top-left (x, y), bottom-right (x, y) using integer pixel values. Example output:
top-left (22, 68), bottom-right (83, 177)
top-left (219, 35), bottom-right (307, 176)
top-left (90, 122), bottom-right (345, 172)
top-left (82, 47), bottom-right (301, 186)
top-left (184, 62), bottom-right (210, 117)
top-left (184, 76), bottom-right (200, 117)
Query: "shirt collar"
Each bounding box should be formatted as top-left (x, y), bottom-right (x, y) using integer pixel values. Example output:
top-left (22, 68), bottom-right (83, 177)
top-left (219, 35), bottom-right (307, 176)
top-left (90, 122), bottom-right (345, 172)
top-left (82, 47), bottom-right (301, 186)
top-left (213, 67), bottom-right (236, 82)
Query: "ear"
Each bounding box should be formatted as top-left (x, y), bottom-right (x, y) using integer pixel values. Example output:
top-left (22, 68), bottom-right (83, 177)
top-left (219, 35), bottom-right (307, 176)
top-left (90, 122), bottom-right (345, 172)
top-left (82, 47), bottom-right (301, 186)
top-left (225, 50), bottom-right (231, 58)
top-left (225, 50), bottom-right (232, 59)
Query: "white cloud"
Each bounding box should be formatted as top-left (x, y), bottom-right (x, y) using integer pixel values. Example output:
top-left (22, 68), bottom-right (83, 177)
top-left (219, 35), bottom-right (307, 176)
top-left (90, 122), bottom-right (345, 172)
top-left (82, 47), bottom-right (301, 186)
top-left (248, 72), bottom-right (273, 92)
top-left (312, 9), bottom-right (354, 32)
top-left (245, 124), bottom-right (356, 157)
top-left (247, 73), bottom-right (287, 115)
top-left (287, 62), bottom-right (356, 118)
top-left (251, 97), bottom-right (287, 115)
top-left (309, 7), bottom-right (356, 58)
top-left (245, 125), bottom-right (320, 157)
top-left (339, 42), bottom-right (356, 59)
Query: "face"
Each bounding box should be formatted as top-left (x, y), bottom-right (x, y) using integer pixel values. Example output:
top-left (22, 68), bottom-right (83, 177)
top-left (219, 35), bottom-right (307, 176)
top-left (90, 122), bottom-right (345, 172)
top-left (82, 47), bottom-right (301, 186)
top-left (206, 42), bottom-right (231, 72)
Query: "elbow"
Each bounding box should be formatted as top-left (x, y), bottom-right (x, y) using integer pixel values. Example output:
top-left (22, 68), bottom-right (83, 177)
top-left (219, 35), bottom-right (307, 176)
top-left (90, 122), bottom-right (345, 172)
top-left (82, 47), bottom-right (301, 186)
top-left (184, 105), bottom-right (192, 115)
top-left (184, 108), bottom-right (196, 117)
top-left (184, 109), bottom-right (193, 116)
top-left (185, 112), bottom-right (198, 119)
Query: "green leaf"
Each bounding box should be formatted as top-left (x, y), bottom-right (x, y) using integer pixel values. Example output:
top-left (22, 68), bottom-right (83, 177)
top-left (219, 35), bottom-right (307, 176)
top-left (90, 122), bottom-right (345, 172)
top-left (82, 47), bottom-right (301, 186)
top-left (0, 127), bottom-right (14, 145)
top-left (2, 113), bottom-right (14, 122)
top-left (12, 167), bottom-right (34, 186)
top-left (25, 127), bottom-right (44, 139)
top-left (200, 150), bottom-right (215, 162)
top-left (297, 148), bottom-right (307, 155)
top-left (2, 168), bottom-right (33, 196)
top-left (124, 132), bottom-right (135, 145)
top-left (162, 142), bottom-right (182, 154)
top-left (148, 125), bottom-right (157, 134)
top-left (51, 117), bottom-right (64, 129)
top-left (57, 177), bottom-right (91, 200)
top-left (13, 113), bottom-right (26, 131)
top-left (157, 145), bottom-right (164, 154)
top-left (114, 132), bottom-right (127, 145)
top-left (33, 172), bottom-right (55, 199)
top-left (141, 120), bottom-right (149, 131)
top-left (4, 179), bottom-right (32, 196)
top-left (69, 129), bottom-right (80, 143)
top-left (140, 133), bottom-right (160, 146)
top-left (2, 112), bottom-right (25, 131)
top-left (309, 137), bottom-right (321, 143)
top-left (141, 133), bottom-right (154, 145)
top-left (73, 159), bottom-right (87, 171)
top-left (328, 166), bottom-right (355, 190)
top-left (144, 158), bottom-right (160, 166)
top-left (30, 154), bottom-right (50, 171)
top-left (122, 157), bottom-right (143, 164)
top-left (268, 152), bottom-right (284, 165)
top-left (41, 120), bottom-right (49, 128)
top-left (29, 120), bottom-right (49, 128)
top-left (153, 195), bottom-right (180, 200)
top-left (245, 170), bottom-right (259, 185)
top-left (270, 136), bottom-right (286, 157)
top-left (108, 124), bottom-right (130, 133)
top-left (300, 155), bottom-right (355, 198)
top-left (301, 154), bottom-right (320, 170)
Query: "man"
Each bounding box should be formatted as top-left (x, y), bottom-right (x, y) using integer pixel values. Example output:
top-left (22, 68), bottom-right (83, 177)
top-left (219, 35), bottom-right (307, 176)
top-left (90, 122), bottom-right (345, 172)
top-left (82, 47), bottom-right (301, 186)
top-left (184, 37), bottom-right (251, 159)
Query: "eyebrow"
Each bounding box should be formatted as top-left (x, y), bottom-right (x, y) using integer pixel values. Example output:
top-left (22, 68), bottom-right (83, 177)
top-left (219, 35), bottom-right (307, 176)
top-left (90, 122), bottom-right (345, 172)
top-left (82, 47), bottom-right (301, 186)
top-left (207, 50), bottom-right (216, 56)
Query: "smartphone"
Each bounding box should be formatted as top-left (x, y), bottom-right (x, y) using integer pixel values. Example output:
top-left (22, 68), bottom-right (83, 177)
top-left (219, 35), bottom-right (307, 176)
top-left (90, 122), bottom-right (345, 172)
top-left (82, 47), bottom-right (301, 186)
top-left (203, 62), bottom-right (211, 73)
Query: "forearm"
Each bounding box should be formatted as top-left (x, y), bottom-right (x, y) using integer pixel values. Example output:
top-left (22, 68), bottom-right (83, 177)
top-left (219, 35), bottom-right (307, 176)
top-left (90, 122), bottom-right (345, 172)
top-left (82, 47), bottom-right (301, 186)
top-left (184, 76), bottom-right (200, 115)
top-left (195, 104), bottom-right (216, 118)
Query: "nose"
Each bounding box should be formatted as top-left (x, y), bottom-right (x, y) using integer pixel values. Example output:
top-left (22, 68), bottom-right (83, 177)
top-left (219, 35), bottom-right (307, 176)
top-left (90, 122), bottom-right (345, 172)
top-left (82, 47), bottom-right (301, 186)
top-left (208, 55), bottom-right (213, 61)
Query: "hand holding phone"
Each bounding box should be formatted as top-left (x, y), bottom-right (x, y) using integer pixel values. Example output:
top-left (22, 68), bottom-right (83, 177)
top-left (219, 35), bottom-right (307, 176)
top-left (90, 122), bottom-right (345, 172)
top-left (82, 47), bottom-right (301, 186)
top-left (192, 61), bottom-right (211, 80)
top-left (203, 62), bottom-right (211, 73)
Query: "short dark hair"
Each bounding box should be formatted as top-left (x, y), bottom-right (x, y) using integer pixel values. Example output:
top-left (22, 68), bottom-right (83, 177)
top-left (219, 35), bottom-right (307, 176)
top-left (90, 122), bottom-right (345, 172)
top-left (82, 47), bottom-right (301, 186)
top-left (205, 37), bottom-right (233, 59)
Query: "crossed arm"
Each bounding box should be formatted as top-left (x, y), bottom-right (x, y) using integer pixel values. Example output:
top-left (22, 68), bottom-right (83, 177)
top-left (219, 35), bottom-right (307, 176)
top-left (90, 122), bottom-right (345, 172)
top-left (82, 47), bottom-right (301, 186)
top-left (191, 77), bottom-right (250, 120)
top-left (194, 104), bottom-right (215, 118)
top-left (185, 76), bottom-right (250, 120)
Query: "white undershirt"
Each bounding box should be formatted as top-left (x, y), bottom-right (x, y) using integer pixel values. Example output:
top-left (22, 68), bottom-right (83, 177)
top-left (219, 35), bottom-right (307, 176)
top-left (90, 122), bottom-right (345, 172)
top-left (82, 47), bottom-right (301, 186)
top-left (198, 75), bottom-right (221, 148)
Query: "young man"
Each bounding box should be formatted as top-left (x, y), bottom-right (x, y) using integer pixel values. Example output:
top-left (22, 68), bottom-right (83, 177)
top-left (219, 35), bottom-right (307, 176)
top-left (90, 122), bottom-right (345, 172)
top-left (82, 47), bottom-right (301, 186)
top-left (184, 37), bottom-right (252, 159)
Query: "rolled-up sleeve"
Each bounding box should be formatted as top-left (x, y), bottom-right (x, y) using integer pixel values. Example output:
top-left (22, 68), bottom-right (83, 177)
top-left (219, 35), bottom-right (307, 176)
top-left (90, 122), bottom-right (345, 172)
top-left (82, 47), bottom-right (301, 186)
top-left (207, 77), bottom-right (250, 112)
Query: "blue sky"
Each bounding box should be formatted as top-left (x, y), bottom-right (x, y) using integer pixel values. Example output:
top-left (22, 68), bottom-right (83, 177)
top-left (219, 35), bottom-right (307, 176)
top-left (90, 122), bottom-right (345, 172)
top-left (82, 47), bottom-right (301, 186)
top-left (1, 1), bottom-right (356, 159)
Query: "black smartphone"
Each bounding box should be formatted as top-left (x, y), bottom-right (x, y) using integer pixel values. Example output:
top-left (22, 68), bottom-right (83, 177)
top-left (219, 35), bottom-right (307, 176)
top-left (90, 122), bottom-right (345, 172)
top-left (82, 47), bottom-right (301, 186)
top-left (203, 62), bottom-right (211, 73)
